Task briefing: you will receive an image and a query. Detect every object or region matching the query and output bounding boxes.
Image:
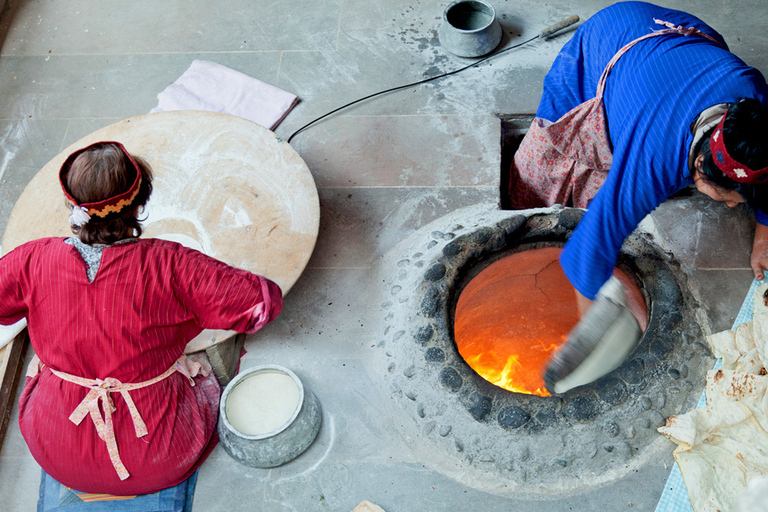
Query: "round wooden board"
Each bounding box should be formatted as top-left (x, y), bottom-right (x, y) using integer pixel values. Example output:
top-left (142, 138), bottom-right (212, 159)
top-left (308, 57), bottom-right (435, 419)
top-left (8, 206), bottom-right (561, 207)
top-left (2, 111), bottom-right (320, 296)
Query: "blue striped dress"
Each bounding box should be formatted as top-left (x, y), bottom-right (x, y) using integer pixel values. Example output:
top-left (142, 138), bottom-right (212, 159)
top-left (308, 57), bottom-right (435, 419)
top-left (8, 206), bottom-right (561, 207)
top-left (540, 1), bottom-right (768, 299)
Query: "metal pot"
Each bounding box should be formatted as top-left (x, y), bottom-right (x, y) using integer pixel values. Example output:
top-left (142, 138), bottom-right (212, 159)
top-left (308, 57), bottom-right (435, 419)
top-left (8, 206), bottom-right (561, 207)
top-left (217, 364), bottom-right (321, 468)
top-left (438, 0), bottom-right (502, 58)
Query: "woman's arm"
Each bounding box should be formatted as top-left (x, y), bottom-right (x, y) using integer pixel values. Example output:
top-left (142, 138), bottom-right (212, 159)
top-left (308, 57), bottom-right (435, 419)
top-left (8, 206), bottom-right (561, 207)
top-left (573, 268), bottom-right (647, 332)
top-left (170, 245), bottom-right (283, 334)
top-left (0, 245), bottom-right (29, 325)
top-left (751, 221), bottom-right (768, 280)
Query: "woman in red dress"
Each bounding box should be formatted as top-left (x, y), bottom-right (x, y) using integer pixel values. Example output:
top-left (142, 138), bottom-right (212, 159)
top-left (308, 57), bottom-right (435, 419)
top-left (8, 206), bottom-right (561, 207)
top-left (0, 142), bottom-right (283, 495)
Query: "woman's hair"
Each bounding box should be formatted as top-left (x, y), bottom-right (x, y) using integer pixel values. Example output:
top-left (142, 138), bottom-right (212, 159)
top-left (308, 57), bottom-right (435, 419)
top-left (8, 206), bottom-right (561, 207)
top-left (66, 143), bottom-right (153, 245)
top-left (696, 98), bottom-right (768, 211)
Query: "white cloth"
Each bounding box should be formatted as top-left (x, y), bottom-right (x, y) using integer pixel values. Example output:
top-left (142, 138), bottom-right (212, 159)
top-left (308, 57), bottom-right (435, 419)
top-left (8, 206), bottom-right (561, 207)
top-left (688, 103), bottom-right (728, 172)
top-left (0, 318), bottom-right (26, 350)
top-left (150, 60), bottom-right (298, 130)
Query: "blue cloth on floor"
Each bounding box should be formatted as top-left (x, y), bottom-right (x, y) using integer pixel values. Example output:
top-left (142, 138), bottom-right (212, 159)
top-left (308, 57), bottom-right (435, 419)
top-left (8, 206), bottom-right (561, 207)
top-left (654, 278), bottom-right (761, 511)
top-left (37, 470), bottom-right (198, 512)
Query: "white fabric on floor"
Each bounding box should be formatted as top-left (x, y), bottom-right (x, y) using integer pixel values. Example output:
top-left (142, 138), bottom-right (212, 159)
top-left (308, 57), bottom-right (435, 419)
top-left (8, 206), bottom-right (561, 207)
top-left (150, 60), bottom-right (298, 130)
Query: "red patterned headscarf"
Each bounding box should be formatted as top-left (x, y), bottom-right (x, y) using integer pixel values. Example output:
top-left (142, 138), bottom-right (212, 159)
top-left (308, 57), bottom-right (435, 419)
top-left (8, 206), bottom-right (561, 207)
top-left (59, 141), bottom-right (143, 226)
top-left (709, 111), bottom-right (768, 185)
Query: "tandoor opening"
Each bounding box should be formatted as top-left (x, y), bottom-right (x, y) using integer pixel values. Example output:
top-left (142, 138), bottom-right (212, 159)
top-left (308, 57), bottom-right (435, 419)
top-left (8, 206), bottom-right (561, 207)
top-left (453, 247), bottom-right (577, 396)
top-left (454, 247), bottom-right (647, 397)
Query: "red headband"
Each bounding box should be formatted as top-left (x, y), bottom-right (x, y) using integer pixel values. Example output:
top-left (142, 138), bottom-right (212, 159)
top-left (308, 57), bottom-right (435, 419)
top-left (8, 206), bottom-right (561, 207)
top-left (709, 111), bottom-right (768, 184)
top-left (59, 141), bottom-right (143, 221)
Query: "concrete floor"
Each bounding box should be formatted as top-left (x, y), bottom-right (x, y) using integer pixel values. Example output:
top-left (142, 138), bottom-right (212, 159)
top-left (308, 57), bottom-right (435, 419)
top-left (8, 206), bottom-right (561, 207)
top-left (0, 0), bottom-right (765, 510)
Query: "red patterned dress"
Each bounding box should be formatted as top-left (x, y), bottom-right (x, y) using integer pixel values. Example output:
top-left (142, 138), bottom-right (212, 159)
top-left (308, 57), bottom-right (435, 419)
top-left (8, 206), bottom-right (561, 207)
top-left (0, 237), bottom-right (282, 495)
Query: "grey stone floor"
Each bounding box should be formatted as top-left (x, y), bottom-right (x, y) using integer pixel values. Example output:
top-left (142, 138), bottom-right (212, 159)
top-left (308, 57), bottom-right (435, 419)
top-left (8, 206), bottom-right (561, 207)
top-left (0, 0), bottom-right (765, 510)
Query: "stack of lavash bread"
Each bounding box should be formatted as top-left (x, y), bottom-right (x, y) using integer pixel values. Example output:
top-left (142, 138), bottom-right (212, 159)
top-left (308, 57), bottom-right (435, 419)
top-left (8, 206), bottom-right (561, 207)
top-left (658, 282), bottom-right (768, 511)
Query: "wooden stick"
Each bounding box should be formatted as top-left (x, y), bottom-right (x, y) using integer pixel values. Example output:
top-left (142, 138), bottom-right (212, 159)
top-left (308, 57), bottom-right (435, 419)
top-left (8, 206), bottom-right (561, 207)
top-left (0, 328), bottom-right (29, 455)
top-left (540, 15), bottom-right (580, 39)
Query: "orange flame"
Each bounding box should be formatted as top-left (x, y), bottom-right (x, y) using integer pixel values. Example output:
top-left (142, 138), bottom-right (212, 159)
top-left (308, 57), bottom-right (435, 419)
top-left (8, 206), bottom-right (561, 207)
top-left (465, 352), bottom-right (553, 396)
top-left (454, 248), bottom-right (578, 396)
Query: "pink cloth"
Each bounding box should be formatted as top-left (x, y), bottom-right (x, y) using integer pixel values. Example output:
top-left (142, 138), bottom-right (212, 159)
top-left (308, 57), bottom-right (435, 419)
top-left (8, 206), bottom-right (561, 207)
top-left (150, 59), bottom-right (299, 130)
top-left (507, 111), bottom-right (611, 209)
top-left (31, 354), bottom-right (208, 481)
top-left (0, 238), bottom-right (283, 495)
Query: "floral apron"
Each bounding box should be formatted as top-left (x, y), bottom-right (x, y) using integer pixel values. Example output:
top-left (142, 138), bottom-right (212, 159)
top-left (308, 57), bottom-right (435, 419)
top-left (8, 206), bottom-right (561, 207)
top-left (505, 20), bottom-right (721, 209)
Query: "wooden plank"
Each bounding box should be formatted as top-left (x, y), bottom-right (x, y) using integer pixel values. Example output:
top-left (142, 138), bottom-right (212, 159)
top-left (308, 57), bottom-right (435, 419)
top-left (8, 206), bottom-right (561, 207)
top-left (0, 328), bottom-right (29, 455)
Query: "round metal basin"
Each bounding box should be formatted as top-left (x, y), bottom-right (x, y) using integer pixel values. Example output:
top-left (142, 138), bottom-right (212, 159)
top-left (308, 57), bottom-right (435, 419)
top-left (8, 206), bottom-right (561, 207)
top-left (438, 0), bottom-right (502, 57)
top-left (218, 364), bottom-right (321, 468)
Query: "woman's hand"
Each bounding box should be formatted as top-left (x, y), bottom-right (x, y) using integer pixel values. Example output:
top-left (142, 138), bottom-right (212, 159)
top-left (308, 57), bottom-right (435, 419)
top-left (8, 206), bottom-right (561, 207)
top-left (573, 271), bottom-right (647, 332)
top-left (751, 222), bottom-right (768, 281)
top-left (575, 289), bottom-right (593, 317)
top-left (613, 269), bottom-right (648, 332)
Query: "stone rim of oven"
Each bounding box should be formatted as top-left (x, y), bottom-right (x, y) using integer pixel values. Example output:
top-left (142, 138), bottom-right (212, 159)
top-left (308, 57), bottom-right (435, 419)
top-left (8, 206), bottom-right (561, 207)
top-left (375, 205), bottom-right (713, 495)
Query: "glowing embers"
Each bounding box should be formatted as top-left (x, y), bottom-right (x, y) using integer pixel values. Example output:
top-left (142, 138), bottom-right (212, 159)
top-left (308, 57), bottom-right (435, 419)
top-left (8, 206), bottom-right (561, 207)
top-left (454, 247), bottom-right (578, 396)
